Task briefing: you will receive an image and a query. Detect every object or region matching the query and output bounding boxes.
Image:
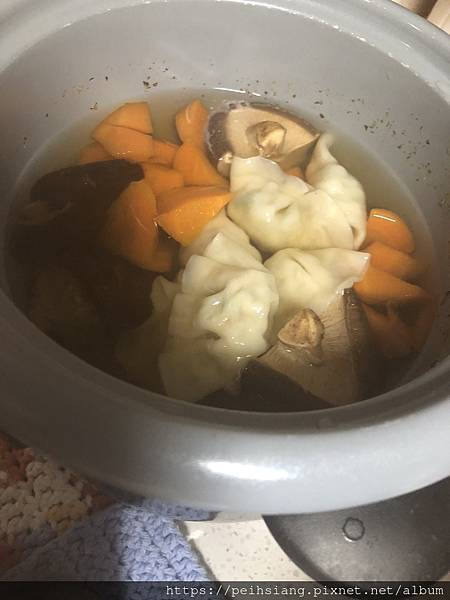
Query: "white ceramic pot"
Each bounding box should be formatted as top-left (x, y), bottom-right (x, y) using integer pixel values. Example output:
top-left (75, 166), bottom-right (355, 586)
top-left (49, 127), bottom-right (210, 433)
top-left (0, 0), bottom-right (449, 514)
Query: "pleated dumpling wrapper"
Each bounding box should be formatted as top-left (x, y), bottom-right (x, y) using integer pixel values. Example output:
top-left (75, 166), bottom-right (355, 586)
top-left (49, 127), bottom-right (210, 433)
top-left (228, 134), bottom-right (367, 253)
top-left (305, 133), bottom-right (367, 249)
top-left (115, 276), bottom-right (179, 390)
top-left (160, 213), bottom-right (279, 402)
top-left (116, 211), bottom-right (278, 401)
top-left (265, 247), bottom-right (370, 335)
top-left (179, 209), bottom-right (261, 266)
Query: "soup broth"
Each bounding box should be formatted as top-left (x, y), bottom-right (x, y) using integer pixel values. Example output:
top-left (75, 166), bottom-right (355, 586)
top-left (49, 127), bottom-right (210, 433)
top-left (7, 89), bottom-right (438, 411)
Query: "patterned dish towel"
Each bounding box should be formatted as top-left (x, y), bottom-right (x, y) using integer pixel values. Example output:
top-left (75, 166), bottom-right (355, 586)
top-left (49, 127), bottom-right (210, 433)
top-left (0, 433), bottom-right (209, 581)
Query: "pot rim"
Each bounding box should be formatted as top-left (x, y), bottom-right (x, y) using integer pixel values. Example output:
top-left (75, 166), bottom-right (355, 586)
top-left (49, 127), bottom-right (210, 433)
top-left (0, 0), bottom-right (450, 75)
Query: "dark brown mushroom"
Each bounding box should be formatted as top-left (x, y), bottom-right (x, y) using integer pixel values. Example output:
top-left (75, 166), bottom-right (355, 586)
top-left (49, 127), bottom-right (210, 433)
top-left (201, 362), bottom-right (328, 412)
top-left (206, 103), bottom-right (319, 176)
top-left (11, 160), bottom-right (143, 262)
top-left (61, 249), bottom-right (156, 330)
top-left (28, 264), bottom-right (105, 353)
top-left (27, 263), bottom-right (137, 376)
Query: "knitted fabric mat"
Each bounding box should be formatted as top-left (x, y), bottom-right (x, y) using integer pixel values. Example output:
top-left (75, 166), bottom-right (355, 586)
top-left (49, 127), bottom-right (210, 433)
top-left (0, 433), bottom-right (209, 581)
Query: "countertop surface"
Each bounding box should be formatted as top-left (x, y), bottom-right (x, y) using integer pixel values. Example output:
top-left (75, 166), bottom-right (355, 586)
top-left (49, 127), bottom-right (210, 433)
top-left (183, 514), bottom-right (310, 581)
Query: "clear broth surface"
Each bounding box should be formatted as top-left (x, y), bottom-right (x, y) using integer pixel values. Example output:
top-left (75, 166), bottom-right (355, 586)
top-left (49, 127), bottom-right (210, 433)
top-left (7, 88), bottom-right (439, 401)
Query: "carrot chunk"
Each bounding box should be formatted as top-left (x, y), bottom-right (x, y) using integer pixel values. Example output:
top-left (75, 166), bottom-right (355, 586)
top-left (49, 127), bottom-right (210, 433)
top-left (156, 186), bottom-right (231, 246)
top-left (103, 102), bottom-right (152, 134)
top-left (173, 143), bottom-right (227, 187)
top-left (354, 265), bottom-right (429, 305)
top-left (365, 241), bottom-right (423, 281)
top-left (364, 208), bottom-right (415, 253)
top-left (93, 123), bottom-right (154, 162)
top-left (99, 180), bottom-right (159, 269)
top-left (78, 142), bottom-right (111, 165)
top-left (175, 99), bottom-right (208, 148)
top-left (141, 163), bottom-right (184, 197)
top-left (149, 139), bottom-right (179, 166)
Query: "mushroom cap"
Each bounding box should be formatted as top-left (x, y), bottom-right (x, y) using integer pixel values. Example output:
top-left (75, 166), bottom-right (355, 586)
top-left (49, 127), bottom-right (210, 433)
top-left (207, 102), bottom-right (319, 176)
top-left (258, 289), bottom-right (383, 407)
top-left (12, 160), bottom-right (143, 262)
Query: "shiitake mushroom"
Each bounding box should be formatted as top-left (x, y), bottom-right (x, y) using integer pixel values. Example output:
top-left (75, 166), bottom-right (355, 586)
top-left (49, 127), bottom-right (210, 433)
top-left (256, 289), bottom-right (383, 407)
top-left (11, 160), bottom-right (143, 262)
top-left (202, 290), bottom-right (383, 412)
top-left (201, 363), bottom-right (329, 412)
top-left (206, 102), bottom-right (319, 176)
top-left (62, 249), bottom-right (156, 330)
top-left (27, 252), bottom-right (156, 376)
top-left (14, 159), bottom-right (156, 371)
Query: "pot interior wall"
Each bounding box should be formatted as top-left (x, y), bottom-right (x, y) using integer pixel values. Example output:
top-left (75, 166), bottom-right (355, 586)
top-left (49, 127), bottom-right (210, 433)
top-left (0, 0), bottom-right (449, 379)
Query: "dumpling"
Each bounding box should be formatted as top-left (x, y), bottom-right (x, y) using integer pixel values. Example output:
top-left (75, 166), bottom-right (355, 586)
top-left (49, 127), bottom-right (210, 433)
top-left (265, 247), bottom-right (370, 334)
top-left (179, 209), bottom-right (261, 266)
top-left (159, 233), bottom-right (279, 402)
top-left (115, 276), bottom-right (179, 390)
top-left (306, 133), bottom-right (367, 248)
top-left (228, 155), bottom-right (357, 253)
top-left (159, 338), bottom-right (232, 402)
top-left (116, 217), bottom-right (276, 401)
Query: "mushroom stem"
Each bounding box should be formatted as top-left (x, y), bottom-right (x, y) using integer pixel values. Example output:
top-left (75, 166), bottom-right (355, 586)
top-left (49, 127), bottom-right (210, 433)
top-left (246, 121), bottom-right (286, 159)
top-left (277, 308), bottom-right (324, 364)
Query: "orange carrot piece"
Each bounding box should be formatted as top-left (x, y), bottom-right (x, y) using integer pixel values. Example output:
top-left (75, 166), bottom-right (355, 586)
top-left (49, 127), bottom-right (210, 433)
top-left (364, 208), bottom-right (415, 254)
top-left (149, 139), bottom-right (179, 166)
top-left (354, 265), bottom-right (429, 305)
top-left (157, 185), bottom-right (230, 215)
top-left (141, 163), bottom-right (184, 197)
top-left (175, 99), bottom-right (208, 148)
top-left (363, 304), bottom-right (414, 358)
top-left (78, 142), bottom-right (111, 165)
top-left (156, 186), bottom-right (231, 246)
top-left (365, 241), bottom-right (423, 281)
top-left (99, 180), bottom-right (159, 269)
top-left (103, 102), bottom-right (153, 134)
top-left (285, 166), bottom-right (305, 180)
top-left (173, 143), bottom-right (227, 187)
top-left (93, 123), bottom-right (154, 163)
top-left (145, 236), bottom-right (178, 273)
